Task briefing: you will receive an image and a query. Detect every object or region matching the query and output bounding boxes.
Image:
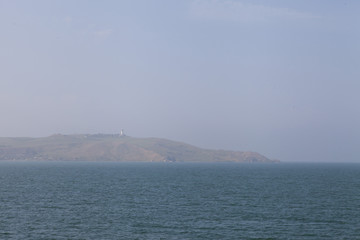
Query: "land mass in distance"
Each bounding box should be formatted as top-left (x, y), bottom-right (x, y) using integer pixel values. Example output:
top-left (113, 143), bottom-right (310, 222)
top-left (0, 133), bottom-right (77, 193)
top-left (0, 134), bottom-right (277, 163)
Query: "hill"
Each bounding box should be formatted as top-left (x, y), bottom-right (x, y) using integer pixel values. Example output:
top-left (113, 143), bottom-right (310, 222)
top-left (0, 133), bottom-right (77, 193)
top-left (0, 134), bottom-right (276, 163)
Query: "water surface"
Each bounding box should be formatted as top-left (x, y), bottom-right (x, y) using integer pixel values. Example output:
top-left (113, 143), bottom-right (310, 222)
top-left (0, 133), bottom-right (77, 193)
top-left (0, 162), bottom-right (359, 239)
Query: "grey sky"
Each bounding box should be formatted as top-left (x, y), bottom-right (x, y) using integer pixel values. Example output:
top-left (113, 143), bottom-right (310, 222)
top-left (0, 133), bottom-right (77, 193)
top-left (1, 0), bottom-right (359, 162)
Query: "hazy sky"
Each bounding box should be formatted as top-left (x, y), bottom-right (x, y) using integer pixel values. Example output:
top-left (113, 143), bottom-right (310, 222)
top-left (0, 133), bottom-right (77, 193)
top-left (1, 0), bottom-right (359, 162)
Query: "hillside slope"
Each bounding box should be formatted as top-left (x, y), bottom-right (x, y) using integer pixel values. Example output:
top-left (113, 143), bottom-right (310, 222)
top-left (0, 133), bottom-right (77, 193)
top-left (0, 134), bottom-right (276, 162)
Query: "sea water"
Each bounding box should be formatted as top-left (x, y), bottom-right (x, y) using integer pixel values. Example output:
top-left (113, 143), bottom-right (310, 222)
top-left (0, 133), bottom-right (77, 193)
top-left (0, 162), bottom-right (359, 239)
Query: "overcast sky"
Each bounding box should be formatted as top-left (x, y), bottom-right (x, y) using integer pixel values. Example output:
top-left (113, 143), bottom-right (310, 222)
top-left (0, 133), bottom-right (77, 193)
top-left (1, 0), bottom-right (359, 162)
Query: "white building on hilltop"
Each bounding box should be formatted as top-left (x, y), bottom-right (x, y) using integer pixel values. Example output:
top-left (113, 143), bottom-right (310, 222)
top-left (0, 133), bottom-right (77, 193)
top-left (120, 129), bottom-right (125, 136)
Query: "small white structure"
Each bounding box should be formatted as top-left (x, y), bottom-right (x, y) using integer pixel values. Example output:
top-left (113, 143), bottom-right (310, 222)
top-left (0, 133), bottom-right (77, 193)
top-left (120, 129), bottom-right (125, 136)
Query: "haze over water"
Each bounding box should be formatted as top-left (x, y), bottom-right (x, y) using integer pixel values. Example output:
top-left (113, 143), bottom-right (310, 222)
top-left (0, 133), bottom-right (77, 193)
top-left (1, 0), bottom-right (359, 162)
top-left (1, 3), bottom-right (359, 240)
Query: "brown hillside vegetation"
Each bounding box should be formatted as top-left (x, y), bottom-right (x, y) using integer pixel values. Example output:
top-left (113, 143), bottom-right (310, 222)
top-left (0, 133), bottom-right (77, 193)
top-left (0, 134), bottom-right (277, 162)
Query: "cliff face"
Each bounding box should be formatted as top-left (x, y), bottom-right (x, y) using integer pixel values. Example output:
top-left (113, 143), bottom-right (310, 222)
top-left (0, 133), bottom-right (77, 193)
top-left (0, 134), bottom-right (276, 163)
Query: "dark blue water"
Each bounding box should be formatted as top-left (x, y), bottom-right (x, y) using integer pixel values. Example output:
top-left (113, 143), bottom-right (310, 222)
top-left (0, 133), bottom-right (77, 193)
top-left (0, 162), bottom-right (359, 239)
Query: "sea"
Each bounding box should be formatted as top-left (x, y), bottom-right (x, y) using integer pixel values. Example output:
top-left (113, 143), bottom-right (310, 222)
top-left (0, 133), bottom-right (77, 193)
top-left (0, 161), bottom-right (359, 240)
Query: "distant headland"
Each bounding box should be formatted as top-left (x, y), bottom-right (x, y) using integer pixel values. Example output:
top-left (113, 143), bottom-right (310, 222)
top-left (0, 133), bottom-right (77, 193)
top-left (0, 133), bottom-right (277, 163)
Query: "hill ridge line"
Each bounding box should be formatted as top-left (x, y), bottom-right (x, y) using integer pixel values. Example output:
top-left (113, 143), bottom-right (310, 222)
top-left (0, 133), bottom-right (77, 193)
top-left (0, 134), bottom-right (277, 163)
